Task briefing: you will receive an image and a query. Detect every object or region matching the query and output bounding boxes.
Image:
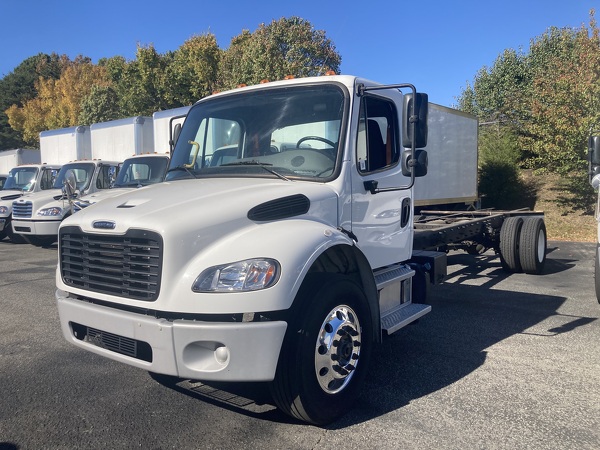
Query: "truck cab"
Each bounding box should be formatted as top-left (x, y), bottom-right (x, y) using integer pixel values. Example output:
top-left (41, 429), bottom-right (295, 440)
top-left (55, 75), bottom-right (435, 425)
top-left (12, 160), bottom-right (119, 246)
top-left (0, 163), bottom-right (61, 242)
top-left (73, 153), bottom-right (170, 210)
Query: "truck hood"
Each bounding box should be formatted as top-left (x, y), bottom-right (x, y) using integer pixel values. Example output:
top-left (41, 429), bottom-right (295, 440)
top-left (77, 186), bottom-right (136, 206)
top-left (13, 189), bottom-right (63, 209)
top-left (63, 178), bottom-right (340, 237)
top-left (1, 191), bottom-right (23, 201)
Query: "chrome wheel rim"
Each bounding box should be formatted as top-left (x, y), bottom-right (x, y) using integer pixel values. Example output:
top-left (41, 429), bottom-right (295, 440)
top-left (314, 305), bottom-right (362, 394)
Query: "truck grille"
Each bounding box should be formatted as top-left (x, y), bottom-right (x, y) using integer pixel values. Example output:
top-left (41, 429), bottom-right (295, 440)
top-left (60, 226), bottom-right (163, 301)
top-left (12, 201), bottom-right (33, 218)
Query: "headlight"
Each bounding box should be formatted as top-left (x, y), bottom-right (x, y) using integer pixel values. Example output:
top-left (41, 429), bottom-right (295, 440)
top-left (0, 206), bottom-right (8, 214)
top-left (37, 207), bottom-right (64, 217)
top-left (192, 258), bottom-right (280, 292)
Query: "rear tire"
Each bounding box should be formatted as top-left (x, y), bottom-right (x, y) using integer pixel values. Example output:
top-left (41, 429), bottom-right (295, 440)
top-left (518, 217), bottom-right (547, 274)
top-left (499, 216), bottom-right (524, 273)
top-left (270, 274), bottom-right (373, 425)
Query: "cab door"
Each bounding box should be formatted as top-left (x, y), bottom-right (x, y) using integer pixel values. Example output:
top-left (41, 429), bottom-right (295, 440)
top-left (350, 92), bottom-right (413, 269)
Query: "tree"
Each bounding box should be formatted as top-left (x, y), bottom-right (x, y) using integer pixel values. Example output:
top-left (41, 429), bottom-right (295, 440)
top-left (457, 9), bottom-right (600, 211)
top-left (0, 53), bottom-right (63, 149)
top-left (78, 85), bottom-right (121, 125)
top-left (219, 17), bottom-right (341, 89)
top-left (5, 56), bottom-right (109, 145)
top-left (166, 33), bottom-right (221, 105)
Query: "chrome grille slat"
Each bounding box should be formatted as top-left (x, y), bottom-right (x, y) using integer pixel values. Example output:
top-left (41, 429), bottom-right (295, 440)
top-left (60, 226), bottom-right (163, 301)
top-left (12, 201), bottom-right (33, 218)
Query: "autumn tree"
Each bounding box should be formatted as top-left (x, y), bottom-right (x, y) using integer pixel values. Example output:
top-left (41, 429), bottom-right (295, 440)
top-left (219, 17), bottom-right (341, 89)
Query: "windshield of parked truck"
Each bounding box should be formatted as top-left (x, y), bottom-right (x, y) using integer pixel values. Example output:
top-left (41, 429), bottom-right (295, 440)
top-left (113, 156), bottom-right (169, 187)
top-left (166, 83), bottom-right (347, 182)
top-left (3, 166), bottom-right (39, 191)
top-left (52, 163), bottom-right (95, 191)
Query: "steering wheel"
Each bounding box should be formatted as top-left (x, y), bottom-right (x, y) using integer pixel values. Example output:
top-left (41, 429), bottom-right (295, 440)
top-left (296, 136), bottom-right (336, 148)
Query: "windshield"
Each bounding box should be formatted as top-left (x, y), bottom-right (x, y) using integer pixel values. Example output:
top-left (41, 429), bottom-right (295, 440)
top-left (3, 167), bottom-right (39, 191)
top-left (166, 83), bottom-right (347, 182)
top-left (113, 156), bottom-right (169, 187)
top-left (53, 163), bottom-right (95, 191)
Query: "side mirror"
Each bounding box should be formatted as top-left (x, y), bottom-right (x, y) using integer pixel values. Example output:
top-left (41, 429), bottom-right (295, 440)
top-left (63, 169), bottom-right (77, 200)
top-left (170, 123), bottom-right (182, 151)
top-left (592, 174), bottom-right (600, 191)
top-left (402, 149), bottom-right (428, 177)
top-left (402, 93), bottom-right (428, 149)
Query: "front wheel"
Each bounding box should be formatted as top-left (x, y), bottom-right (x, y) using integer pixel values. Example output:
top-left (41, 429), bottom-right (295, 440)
top-left (270, 274), bottom-right (373, 425)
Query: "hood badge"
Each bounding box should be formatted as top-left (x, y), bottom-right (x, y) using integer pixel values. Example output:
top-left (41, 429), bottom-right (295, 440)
top-left (93, 220), bottom-right (116, 230)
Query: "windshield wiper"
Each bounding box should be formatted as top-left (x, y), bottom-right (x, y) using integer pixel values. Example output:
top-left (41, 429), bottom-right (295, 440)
top-left (221, 161), bottom-right (291, 181)
top-left (166, 165), bottom-right (198, 179)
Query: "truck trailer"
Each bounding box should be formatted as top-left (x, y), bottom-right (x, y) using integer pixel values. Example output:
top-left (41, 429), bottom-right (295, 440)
top-left (55, 74), bottom-right (547, 425)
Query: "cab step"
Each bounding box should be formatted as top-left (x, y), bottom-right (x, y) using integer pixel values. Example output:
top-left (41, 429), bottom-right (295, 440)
top-left (381, 303), bottom-right (431, 335)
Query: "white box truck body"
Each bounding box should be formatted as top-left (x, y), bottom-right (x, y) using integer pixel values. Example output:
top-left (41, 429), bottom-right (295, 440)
top-left (90, 116), bottom-right (154, 159)
top-left (55, 75), bottom-right (547, 424)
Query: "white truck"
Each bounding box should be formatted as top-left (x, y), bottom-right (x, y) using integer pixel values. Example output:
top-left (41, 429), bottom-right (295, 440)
top-left (588, 134), bottom-right (600, 303)
top-left (55, 75), bottom-right (547, 425)
top-left (10, 118), bottom-right (152, 246)
top-left (0, 145), bottom-right (72, 242)
top-left (73, 152), bottom-right (170, 210)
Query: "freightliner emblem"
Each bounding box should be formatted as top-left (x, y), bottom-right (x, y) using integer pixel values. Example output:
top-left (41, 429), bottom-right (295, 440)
top-left (92, 220), bottom-right (116, 230)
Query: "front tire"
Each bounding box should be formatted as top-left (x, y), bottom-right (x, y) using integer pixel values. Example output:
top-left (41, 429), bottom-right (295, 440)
top-left (270, 274), bottom-right (373, 425)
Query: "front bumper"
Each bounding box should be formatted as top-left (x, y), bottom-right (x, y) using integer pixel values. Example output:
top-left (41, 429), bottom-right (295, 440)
top-left (56, 289), bottom-right (288, 382)
top-left (12, 218), bottom-right (60, 236)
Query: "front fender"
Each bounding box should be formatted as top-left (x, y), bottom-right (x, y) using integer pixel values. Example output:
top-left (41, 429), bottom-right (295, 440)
top-left (159, 219), bottom-right (356, 314)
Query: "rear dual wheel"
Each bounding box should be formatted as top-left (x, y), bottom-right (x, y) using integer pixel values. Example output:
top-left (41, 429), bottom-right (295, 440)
top-left (499, 216), bottom-right (546, 275)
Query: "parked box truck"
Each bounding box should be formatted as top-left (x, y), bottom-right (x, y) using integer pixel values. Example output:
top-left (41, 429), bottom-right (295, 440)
top-left (0, 130), bottom-right (91, 242)
top-left (55, 75), bottom-right (547, 425)
top-left (10, 121), bottom-right (142, 246)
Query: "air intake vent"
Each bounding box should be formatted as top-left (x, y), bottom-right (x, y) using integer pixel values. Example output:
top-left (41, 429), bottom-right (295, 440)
top-left (247, 194), bottom-right (310, 221)
top-left (60, 226), bottom-right (163, 301)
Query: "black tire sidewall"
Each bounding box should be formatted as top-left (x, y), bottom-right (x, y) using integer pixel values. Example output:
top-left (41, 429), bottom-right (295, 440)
top-left (278, 274), bottom-right (373, 425)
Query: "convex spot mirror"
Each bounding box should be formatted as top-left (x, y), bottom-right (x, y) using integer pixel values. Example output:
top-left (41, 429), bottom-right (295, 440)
top-left (402, 149), bottom-right (428, 177)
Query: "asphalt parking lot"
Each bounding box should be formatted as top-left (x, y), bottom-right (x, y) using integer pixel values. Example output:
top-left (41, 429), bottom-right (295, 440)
top-left (0, 239), bottom-right (599, 449)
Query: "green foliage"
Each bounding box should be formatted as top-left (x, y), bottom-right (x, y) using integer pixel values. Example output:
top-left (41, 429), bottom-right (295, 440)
top-left (458, 9), bottom-right (600, 212)
top-left (166, 33), bottom-right (221, 105)
top-left (218, 17), bottom-right (341, 89)
top-left (478, 128), bottom-right (537, 210)
top-left (79, 85), bottom-right (121, 125)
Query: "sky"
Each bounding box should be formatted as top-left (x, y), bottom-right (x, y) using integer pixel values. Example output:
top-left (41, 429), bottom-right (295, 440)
top-left (0, 0), bottom-right (597, 107)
